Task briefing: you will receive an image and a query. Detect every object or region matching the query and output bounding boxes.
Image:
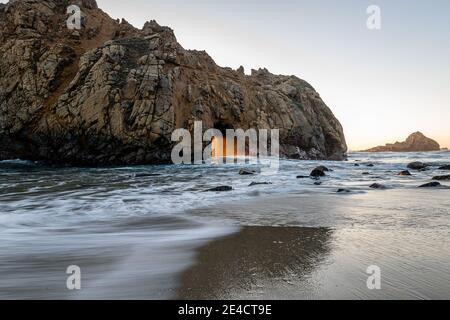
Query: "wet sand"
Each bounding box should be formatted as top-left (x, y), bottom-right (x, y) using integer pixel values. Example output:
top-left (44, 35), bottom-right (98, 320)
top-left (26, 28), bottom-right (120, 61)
top-left (177, 225), bottom-right (450, 300)
top-left (178, 190), bottom-right (450, 300)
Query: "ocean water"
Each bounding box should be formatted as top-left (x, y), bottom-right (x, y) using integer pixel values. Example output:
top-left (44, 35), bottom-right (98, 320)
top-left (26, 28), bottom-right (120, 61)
top-left (0, 151), bottom-right (449, 299)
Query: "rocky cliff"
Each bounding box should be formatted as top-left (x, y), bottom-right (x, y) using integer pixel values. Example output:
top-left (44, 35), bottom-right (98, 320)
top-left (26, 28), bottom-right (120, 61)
top-left (0, 0), bottom-right (347, 165)
top-left (365, 132), bottom-right (440, 152)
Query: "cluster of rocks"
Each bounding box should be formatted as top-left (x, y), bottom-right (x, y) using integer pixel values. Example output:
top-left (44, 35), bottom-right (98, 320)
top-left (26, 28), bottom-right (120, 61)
top-left (0, 0), bottom-right (347, 166)
top-left (402, 161), bottom-right (450, 188)
top-left (205, 159), bottom-right (450, 192)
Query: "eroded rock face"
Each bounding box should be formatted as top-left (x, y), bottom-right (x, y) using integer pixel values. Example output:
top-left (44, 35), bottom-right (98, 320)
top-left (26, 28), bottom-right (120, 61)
top-left (0, 0), bottom-right (348, 165)
top-left (365, 132), bottom-right (440, 153)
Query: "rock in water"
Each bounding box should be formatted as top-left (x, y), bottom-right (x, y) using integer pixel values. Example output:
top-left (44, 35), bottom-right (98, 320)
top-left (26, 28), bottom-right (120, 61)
top-left (432, 175), bottom-right (450, 181)
top-left (407, 162), bottom-right (427, 170)
top-left (315, 165), bottom-right (332, 172)
top-left (438, 165), bottom-right (450, 170)
top-left (249, 182), bottom-right (272, 187)
top-left (418, 182), bottom-right (441, 188)
top-left (132, 173), bottom-right (161, 178)
top-left (206, 186), bottom-right (233, 192)
top-left (0, 0), bottom-right (347, 165)
top-left (365, 132), bottom-right (440, 152)
top-left (239, 169), bottom-right (257, 175)
top-left (398, 170), bottom-right (412, 176)
top-left (310, 168), bottom-right (326, 178)
top-left (370, 183), bottom-right (387, 190)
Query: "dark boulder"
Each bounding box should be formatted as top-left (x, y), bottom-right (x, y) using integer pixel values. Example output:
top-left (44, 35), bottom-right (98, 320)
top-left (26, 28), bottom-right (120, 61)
top-left (206, 186), bottom-right (233, 192)
top-left (370, 183), bottom-right (387, 190)
top-left (337, 188), bottom-right (351, 193)
top-left (249, 182), bottom-right (272, 187)
top-left (438, 165), bottom-right (450, 170)
top-left (310, 168), bottom-right (326, 178)
top-left (418, 182), bottom-right (441, 188)
top-left (132, 173), bottom-right (162, 178)
top-left (398, 170), bottom-right (412, 176)
top-left (407, 162), bottom-right (427, 170)
top-left (239, 169), bottom-right (257, 175)
top-left (315, 165), bottom-right (333, 172)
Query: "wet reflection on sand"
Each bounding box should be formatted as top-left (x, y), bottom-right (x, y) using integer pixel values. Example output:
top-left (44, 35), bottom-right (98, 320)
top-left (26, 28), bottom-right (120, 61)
top-left (177, 226), bottom-right (333, 299)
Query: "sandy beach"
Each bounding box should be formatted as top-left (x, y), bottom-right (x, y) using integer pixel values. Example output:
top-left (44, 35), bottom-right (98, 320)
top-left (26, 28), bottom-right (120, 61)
top-left (178, 190), bottom-right (450, 300)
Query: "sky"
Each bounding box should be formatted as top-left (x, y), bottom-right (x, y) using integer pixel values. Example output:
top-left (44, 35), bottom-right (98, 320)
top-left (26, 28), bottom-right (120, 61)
top-left (4, 0), bottom-right (449, 150)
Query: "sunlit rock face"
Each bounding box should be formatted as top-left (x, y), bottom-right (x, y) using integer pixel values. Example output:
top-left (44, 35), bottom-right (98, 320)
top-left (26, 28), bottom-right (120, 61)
top-left (0, 0), bottom-right (347, 165)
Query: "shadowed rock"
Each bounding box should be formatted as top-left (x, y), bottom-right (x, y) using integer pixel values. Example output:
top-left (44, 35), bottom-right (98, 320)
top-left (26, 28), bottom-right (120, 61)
top-left (206, 186), bottom-right (233, 192)
top-left (408, 162), bottom-right (427, 170)
top-left (398, 170), bottom-right (412, 176)
top-left (438, 165), bottom-right (450, 170)
top-left (315, 165), bottom-right (332, 172)
top-left (370, 183), bottom-right (387, 190)
top-left (310, 168), bottom-right (326, 178)
top-left (418, 182), bottom-right (441, 188)
top-left (249, 182), bottom-right (272, 187)
top-left (132, 173), bottom-right (162, 178)
top-left (239, 169), bottom-right (257, 175)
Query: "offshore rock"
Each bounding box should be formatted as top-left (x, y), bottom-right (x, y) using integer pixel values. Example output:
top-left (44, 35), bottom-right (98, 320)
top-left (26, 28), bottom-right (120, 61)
top-left (365, 132), bottom-right (440, 153)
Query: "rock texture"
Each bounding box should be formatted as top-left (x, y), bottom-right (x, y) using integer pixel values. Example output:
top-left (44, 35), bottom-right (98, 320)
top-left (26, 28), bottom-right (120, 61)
top-left (365, 132), bottom-right (440, 153)
top-left (407, 162), bottom-right (427, 170)
top-left (0, 0), bottom-right (347, 165)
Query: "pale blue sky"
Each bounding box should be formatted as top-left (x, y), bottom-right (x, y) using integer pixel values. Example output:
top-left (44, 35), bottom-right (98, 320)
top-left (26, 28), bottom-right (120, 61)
top-left (4, 0), bottom-right (449, 149)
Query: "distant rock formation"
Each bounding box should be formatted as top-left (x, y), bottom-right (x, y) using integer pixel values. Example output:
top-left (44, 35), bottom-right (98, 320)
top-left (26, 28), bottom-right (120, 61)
top-left (364, 132), bottom-right (440, 152)
top-left (0, 0), bottom-right (347, 165)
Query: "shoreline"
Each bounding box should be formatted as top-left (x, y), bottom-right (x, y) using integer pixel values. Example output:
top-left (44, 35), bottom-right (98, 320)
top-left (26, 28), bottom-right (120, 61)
top-left (175, 189), bottom-right (450, 300)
